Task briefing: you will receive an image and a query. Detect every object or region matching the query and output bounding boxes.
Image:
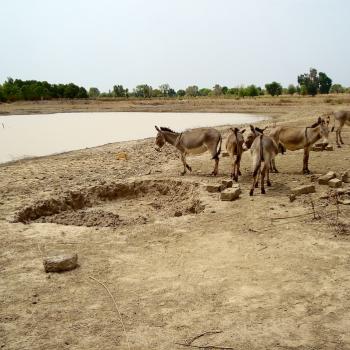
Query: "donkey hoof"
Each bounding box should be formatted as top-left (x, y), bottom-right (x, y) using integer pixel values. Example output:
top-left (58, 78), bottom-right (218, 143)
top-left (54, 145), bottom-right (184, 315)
top-left (238, 170), bottom-right (242, 176)
top-left (255, 182), bottom-right (259, 188)
top-left (180, 172), bottom-right (186, 176)
top-left (337, 145), bottom-right (341, 148)
top-left (249, 189), bottom-right (254, 196)
top-left (267, 181), bottom-right (272, 187)
top-left (261, 188), bottom-right (266, 194)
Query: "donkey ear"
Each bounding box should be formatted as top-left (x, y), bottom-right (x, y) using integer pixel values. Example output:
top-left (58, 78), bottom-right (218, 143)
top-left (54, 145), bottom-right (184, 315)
top-left (155, 126), bottom-right (160, 132)
top-left (317, 116), bottom-right (322, 124)
top-left (250, 125), bottom-right (255, 132)
top-left (241, 128), bottom-right (246, 134)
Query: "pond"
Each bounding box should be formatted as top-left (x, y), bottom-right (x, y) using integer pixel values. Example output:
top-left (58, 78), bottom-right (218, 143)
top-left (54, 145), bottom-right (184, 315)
top-left (0, 112), bottom-right (265, 163)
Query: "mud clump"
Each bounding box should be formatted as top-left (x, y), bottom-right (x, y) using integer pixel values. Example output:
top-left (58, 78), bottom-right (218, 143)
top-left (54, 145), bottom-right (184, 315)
top-left (13, 179), bottom-right (204, 227)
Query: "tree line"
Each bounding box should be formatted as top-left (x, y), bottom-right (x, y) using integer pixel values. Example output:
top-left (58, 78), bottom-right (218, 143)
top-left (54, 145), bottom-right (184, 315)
top-left (0, 68), bottom-right (349, 102)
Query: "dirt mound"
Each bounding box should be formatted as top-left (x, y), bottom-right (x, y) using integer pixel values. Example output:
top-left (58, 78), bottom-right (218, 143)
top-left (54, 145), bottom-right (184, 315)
top-left (12, 179), bottom-right (205, 227)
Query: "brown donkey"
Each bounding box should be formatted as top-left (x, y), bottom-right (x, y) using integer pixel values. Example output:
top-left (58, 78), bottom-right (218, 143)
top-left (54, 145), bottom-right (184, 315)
top-left (243, 125), bottom-right (278, 196)
top-left (225, 127), bottom-right (245, 181)
top-left (154, 126), bottom-right (222, 175)
top-left (269, 117), bottom-right (330, 174)
top-left (328, 110), bottom-right (350, 147)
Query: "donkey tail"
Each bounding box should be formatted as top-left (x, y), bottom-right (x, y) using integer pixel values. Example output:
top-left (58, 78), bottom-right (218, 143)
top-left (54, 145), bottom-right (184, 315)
top-left (212, 135), bottom-right (222, 160)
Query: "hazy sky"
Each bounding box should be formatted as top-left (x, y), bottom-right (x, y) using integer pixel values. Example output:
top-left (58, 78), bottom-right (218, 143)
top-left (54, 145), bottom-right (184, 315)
top-left (1, 0), bottom-right (349, 91)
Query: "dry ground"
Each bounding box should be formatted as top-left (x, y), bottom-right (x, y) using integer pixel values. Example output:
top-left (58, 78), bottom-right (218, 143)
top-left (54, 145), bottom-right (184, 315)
top-left (1, 96), bottom-right (350, 350)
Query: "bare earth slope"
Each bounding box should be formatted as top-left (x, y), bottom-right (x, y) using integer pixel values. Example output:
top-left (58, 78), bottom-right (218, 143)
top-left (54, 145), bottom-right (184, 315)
top-left (1, 97), bottom-right (350, 350)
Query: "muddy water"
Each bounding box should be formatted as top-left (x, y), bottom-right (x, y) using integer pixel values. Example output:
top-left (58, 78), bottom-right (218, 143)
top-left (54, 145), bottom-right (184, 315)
top-left (0, 112), bottom-right (264, 163)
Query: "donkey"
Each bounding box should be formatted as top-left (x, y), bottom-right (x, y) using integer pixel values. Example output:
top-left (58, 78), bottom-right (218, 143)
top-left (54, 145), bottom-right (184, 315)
top-left (225, 127), bottom-right (245, 181)
top-left (154, 126), bottom-right (222, 175)
top-left (269, 117), bottom-right (330, 174)
top-left (328, 110), bottom-right (350, 147)
top-left (243, 125), bottom-right (278, 196)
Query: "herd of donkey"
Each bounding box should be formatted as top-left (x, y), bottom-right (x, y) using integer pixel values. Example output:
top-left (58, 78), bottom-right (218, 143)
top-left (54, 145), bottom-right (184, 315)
top-left (154, 110), bottom-right (350, 196)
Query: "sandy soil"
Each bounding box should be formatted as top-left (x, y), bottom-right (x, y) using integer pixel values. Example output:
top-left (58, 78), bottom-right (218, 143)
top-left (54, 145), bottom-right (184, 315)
top-left (1, 97), bottom-right (350, 350)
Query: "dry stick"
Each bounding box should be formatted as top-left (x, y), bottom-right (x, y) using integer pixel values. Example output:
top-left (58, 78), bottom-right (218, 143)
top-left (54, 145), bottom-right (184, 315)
top-left (175, 343), bottom-right (234, 350)
top-left (89, 276), bottom-right (131, 350)
top-left (185, 331), bottom-right (223, 346)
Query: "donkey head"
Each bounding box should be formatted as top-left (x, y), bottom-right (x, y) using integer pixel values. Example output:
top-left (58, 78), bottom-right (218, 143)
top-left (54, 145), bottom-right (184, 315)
top-left (154, 126), bottom-right (166, 151)
top-left (317, 117), bottom-right (330, 149)
top-left (243, 125), bottom-right (262, 150)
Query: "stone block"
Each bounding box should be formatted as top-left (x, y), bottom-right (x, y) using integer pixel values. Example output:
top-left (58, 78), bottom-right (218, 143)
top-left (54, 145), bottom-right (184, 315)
top-left (205, 184), bottom-right (222, 193)
top-left (220, 187), bottom-right (241, 201)
top-left (43, 253), bottom-right (78, 273)
top-left (328, 178), bottom-right (342, 188)
top-left (291, 184), bottom-right (316, 196)
top-left (318, 171), bottom-right (336, 185)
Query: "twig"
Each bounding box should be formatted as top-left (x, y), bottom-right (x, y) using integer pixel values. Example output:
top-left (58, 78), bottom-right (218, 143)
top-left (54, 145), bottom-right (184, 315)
top-left (185, 331), bottom-right (223, 346)
top-left (89, 276), bottom-right (131, 350)
top-left (175, 343), bottom-right (234, 349)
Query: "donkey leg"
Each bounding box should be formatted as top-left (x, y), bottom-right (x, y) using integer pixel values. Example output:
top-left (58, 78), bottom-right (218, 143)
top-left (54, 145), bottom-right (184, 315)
top-left (267, 166), bottom-right (272, 187)
top-left (336, 129), bottom-right (341, 148)
top-left (339, 126), bottom-right (345, 144)
top-left (303, 147), bottom-right (311, 174)
top-left (212, 158), bottom-right (219, 176)
top-left (261, 165), bottom-right (266, 194)
top-left (271, 158), bottom-right (279, 173)
top-left (180, 154), bottom-right (187, 176)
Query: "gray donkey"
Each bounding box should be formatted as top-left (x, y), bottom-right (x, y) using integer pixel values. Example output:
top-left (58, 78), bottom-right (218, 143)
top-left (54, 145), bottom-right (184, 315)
top-left (226, 127), bottom-right (246, 181)
top-left (154, 126), bottom-right (222, 175)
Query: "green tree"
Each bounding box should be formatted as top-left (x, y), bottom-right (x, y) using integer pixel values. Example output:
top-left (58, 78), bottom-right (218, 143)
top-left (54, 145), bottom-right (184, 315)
top-left (89, 87), bottom-right (100, 98)
top-left (297, 68), bottom-right (319, 96)
top-left (287, 84), bottom-right (296, 95)
top-left (330, 84), bottom-right (345, 93)
top-left (198, 88), bottom-right (211, 96)
top-left (222, 86), bottom-right (228, 95)
top-left (265, 82), bottom-right (283, 96)
top-left (245, 84), bottom-right (259, 97)
top-left (113, 85), bottom-right (127, 97)
top-left (212, 84), bottom-right (222, 96)
top-left (176, 89), bottom-right (186, 97)
top-left (227, 87), bottom-right (239, 95)
top-left (159, 84), bottom-right (171, 97)
top-left (185, 85), bottom-right (199, 97)
top-left (134, 84), bottom-right (152, 98)
top-left (319, 72), bottom-right (332, 94)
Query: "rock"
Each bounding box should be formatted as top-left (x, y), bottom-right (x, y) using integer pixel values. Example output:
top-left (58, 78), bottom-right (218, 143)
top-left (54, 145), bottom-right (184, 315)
top-left (326, 145), bottom-right (334, 151)
top-left (328, 178), bottom-right (342, 188)
top-left (221, 152), bottom-right (229, 157)
top-left (174, 211), bottom-right (182, 217)
top-left (311, 145), bottom-right (323, 152)
top-left (291, 184), bottom-right (316, 196)
top-left (318, 171), bottom-right (336, 185)
top-left (221, 179), bottom-right (233, 191)
top-left (116, 152), bottom-right (128, 160)
top-left (43, 253), bottom-right (78, 273)
top-left (341, 171), bottom-right (349, 183)
top-left (319, 192), bottom-right (329, 200)
top-left (205, 184), bottom-right (222, 193)
top-left (220, 187), bottom-right (241, 201)
top-left (338, 199), bottom-right (350, 205)
top-left (289, 194), bottom-right (296, 202)
top-left (310, 174), bottom-right (321, 182)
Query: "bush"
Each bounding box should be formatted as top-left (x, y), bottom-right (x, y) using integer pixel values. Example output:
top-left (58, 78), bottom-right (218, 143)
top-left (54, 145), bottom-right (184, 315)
top-left (265, 82), bottom-right (283, 96)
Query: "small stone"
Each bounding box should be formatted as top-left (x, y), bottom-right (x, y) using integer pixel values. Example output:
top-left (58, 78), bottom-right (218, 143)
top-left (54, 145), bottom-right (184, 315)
top-left (43, 253), bottom-right (78, 273)
top-left (326, 145), bottom-right (334, 151)
top-left (318, 171), bottom-right (336, 185)
top-left (291, 185), bottom-right (316, 196)
top-left (338, 199), bottom-right (350, 205)
top-left (311, 145), bottom-right (323, 152)
top-left (310, 174), bottom-right (321, 182)
top-left (328, 178), bottom-right (342, 188)
top-left (174, 211), bottom-right (182, 217)
top-left (221, 152), bottom-right (229, 157)
top-left (319, 193), bottom-right (329, 200)
top-left (221, 179), bottom-right (233, 191)
top-left (341, 171), bottom-right (349, 183)
top-left (205, 184), bottom-right (222, 193)
top-left (220, 187), bottom-right (241, 201)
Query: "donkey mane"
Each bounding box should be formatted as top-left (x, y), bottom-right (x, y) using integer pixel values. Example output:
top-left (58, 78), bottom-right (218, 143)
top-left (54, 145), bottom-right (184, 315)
top-left (160, 126), bottom-right (176, 133)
